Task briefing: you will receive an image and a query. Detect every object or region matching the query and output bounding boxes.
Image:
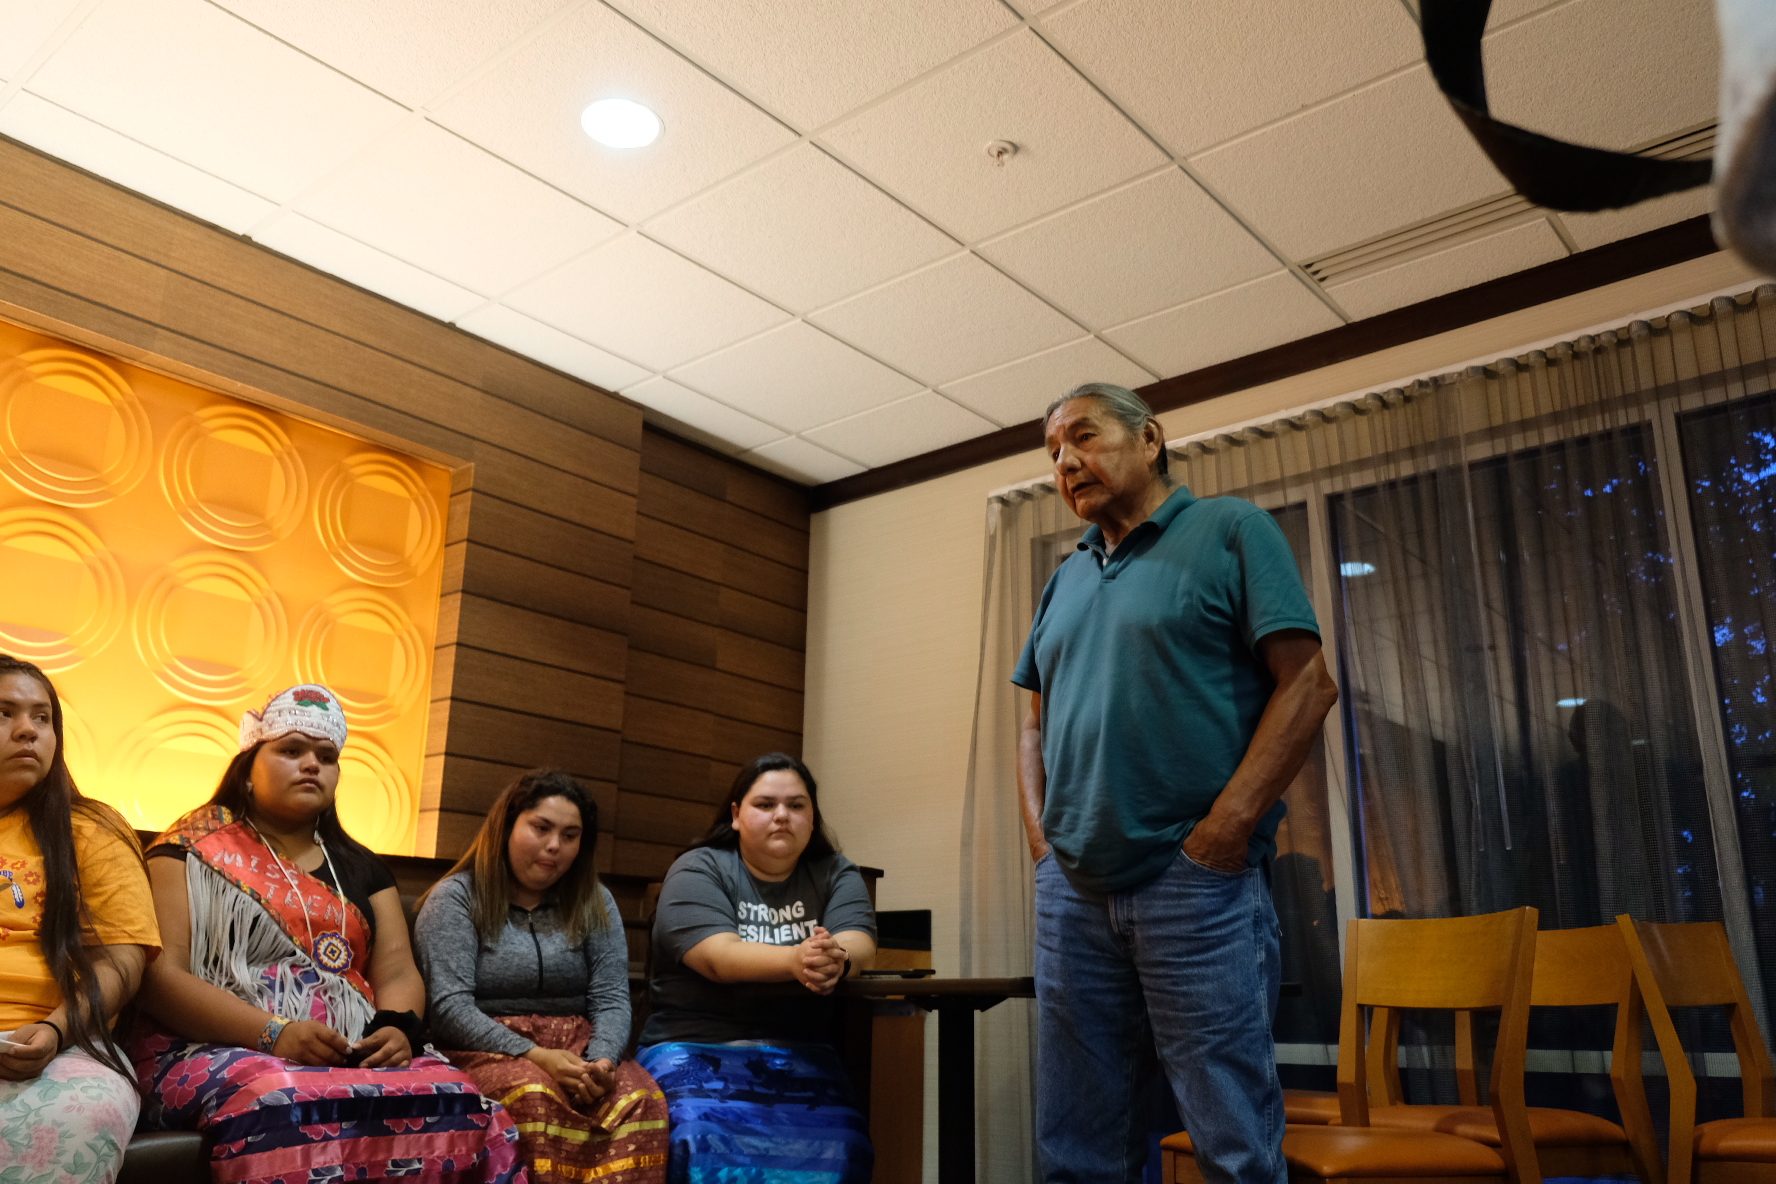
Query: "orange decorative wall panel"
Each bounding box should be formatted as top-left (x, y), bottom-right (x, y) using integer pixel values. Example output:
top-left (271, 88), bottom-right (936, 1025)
top-left (0, 321), bottom-right (451, 853)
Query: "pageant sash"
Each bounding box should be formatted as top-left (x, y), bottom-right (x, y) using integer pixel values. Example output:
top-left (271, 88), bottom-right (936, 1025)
top-left (156, 805), bottom-right (376, 1006)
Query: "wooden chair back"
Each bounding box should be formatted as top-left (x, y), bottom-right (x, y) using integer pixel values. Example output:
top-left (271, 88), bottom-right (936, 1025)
top-left (1356, 911), bottom-right (1536, 1108)
top-left (1534, 925), bottom-right (1661, 1184)
top-left (1617, 917), bottom-right (1776, 1184)
top-left (1339, 908), bottom-right (1541, 1184)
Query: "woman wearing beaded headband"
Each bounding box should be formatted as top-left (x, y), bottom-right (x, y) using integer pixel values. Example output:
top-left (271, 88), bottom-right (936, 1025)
top-left (130, 684), bottom-right (522, 1184)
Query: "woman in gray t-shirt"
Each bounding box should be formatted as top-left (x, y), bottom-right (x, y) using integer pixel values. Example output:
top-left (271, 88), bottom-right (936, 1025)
top-left (636, 753), bottom-right (876, 1184)
top-left (413, 769), bottom-right (667, 1184)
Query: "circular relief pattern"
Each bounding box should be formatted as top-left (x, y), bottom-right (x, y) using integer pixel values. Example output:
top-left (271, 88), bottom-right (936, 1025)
top-left (0, 508), bottom-right (125, 671)
top-left (160, 406), bottom-right (308, 550)
top-left (314, 454), bottom-right (441, 587)
top-left (56, 691), bottom-right (101, 794)
top-left (134, 553), bottom-right (289, 704)
top-left (0, 349), bottom-right (151, 506)
top-left (111, 707), bottom-right (239, 830)
top-left (336, 737), bottom-right (412, 854)
top-left (294, 591), bottom-right (426, 728)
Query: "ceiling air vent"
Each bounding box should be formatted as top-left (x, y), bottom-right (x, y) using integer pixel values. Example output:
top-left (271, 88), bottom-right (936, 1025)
top-left (1300, 122), bottom-right (1716, 289)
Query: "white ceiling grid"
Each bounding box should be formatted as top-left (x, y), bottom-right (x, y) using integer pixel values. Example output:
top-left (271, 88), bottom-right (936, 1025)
top-left (0, 0), bottom-right (1721, 483)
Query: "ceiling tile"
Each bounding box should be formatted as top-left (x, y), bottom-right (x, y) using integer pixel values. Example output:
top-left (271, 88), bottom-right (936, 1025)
top-left (606, 0), bottom-right (1017, 131)
top-left (821, 30), bottom-right (1167, 241)
top-left (455, 304), bottom-right (651, 392)
top-left (804, 390), bottom-right (998, 467)
top-left (1040, 0), bottom-right (1421, 156)
top-left (504, 233), bottom-right (789, 372)
top-left (430, 2), bottom-right (797, 225)
top-left (1190, 66), bottom-right (1509, 261)
top-left (254, 213), bottom-right (484, 322)
top-left (210, 0), bottom-right (569, 109)
top-left (26, 0), bottom-right (407, 203)
top-left (1560, 186), bottom-right (1714, 252)
top-left (1103, 272), bottom-right (1343, 377)
top-left (0, 91), bottom-right (276, 233)
top-left (296, 120), bottom-right (621, 296)
top-left (1324, 217), bottom-right (1569, 321)
top-left (940, 337), bottom-right (1155, 426)
top-left (979, 168), bottom-right (1279, 329)
top-left (670, 321), bottom-right (919, 433)
top-left (810, 254), bottom-right (1082, 386)
top-left (744, 436), bottom-right (866, 484)
top-left (645, 145), bottom-right (956, 313)
top-left (0, 0), bottom-right (81, 81)
top-left (623, 376), bottom-right (784, 453)
top-left (1483, 0), bottom-right (1718, 152)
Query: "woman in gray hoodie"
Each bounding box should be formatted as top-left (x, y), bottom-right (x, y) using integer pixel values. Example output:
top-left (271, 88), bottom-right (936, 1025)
top-left (414, 769), bottom-right (666, 1184)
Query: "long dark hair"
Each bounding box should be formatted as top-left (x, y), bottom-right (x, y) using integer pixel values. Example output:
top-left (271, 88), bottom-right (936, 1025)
top-left (0, 655), bottom-right (141, 1079)
top-left (209, 741), bottom-right (383, 894)
top-left (685, 752), bottom-right (839, 864)
top-left (425, 769), bottom-right (607, 944)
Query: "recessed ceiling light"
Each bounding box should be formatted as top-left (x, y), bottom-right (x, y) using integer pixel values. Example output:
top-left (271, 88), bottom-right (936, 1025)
top-left (582, 98), bottom-right (661, 149)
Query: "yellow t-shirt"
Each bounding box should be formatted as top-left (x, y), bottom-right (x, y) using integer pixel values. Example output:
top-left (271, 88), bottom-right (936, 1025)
top-left (0, 804), bottom-right (162, 1029)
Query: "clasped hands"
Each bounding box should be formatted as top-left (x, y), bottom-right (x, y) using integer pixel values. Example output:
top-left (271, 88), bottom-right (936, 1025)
top-left (525, 1047), bottom-right (617, 1109)
top-left (791, 926), bottom-right (849, 995)
top-left (272, 1018), bottom-right (413, 1068)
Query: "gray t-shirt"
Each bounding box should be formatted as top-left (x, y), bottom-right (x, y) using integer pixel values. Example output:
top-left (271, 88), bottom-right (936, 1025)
top-left (639, 846), bottom-right (876, 1046)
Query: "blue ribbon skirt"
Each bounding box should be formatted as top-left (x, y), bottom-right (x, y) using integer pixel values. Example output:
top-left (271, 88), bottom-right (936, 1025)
top-left (634, 1041), bottom-right (874, 1184)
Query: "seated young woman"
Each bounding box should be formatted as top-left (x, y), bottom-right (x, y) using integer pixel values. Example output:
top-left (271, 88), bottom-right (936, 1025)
top-left (0, 656), bottom-right (159, 1184)
top-left (636, 752), bottom-right (878, 1184)
top-left (130, 684), bottom-right (523, 1184)
top-left (414, 769), bottom-right (668, 1184)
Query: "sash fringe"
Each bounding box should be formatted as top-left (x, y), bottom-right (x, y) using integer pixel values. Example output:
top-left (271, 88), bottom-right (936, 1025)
top-left (186, 856), bottom-right (376, 1041)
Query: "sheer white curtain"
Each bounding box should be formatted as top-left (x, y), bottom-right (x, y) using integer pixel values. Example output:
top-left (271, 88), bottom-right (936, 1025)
top-left (959, 487), bottom-right (1081, 1184)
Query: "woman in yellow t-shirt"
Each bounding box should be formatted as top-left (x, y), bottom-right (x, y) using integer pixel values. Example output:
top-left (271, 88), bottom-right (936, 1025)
top-left (0, 655), bottom-right (161, 1184)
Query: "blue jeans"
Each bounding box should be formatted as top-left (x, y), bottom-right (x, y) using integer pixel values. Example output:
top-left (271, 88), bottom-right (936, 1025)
top-left (1035, 848), bottom-right (1285, 1184)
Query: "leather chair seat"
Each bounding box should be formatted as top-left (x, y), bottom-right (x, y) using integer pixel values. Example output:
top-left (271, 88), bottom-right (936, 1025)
top-left (1284, 1089), bottom-right (1341, 1125)
top-left (1163, 1126), bottom-right (1508, 1178)
top-left (117, 1131), bottom-right (209, 1184)
top-left (1697, 1118), bottom-right (1776, 1162)
top-left (1362, 1104), bottom-right (1627, 1147)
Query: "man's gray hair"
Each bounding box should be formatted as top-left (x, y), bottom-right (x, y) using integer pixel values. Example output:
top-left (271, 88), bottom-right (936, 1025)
top-left (1044, 382), bottom-right (1169, 476)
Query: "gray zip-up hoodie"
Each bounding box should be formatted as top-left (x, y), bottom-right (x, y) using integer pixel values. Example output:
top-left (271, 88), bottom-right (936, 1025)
top-left (413, 871), bottom-right (631, 1064)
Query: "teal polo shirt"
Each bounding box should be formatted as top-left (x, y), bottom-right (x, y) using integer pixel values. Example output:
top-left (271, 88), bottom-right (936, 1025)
top-left (1011, 485), bottom-right (1319, 894)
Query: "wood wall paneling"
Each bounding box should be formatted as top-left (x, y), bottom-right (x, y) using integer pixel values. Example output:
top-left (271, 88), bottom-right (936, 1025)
top-left (614, 428), bottom-right (812, 880)
top-left (0, 139), bottom-right (639, 445)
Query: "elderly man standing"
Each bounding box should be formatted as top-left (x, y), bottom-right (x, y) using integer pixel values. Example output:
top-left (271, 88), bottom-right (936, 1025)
top-left (1013, 383), bottom-right (1339, 1184)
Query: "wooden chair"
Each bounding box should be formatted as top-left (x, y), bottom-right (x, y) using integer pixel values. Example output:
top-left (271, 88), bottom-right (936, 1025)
top-left (1164, 907), bottom-right (1542, 1184)
top-left (1617, 916), bottom-right (1776, 1184)
top-left (1356, 924), bottom-right (1661, 1182)
top-left (1286, 1088), bottom-right (1346, 1125)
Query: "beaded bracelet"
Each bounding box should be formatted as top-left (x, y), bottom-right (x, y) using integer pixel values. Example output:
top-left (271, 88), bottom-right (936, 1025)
top-left (257, 1016), bottom-right (290, 1054)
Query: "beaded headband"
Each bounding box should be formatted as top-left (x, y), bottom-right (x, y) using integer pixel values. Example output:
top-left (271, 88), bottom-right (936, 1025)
top-left (239, 684), bottom-right (348, 752)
